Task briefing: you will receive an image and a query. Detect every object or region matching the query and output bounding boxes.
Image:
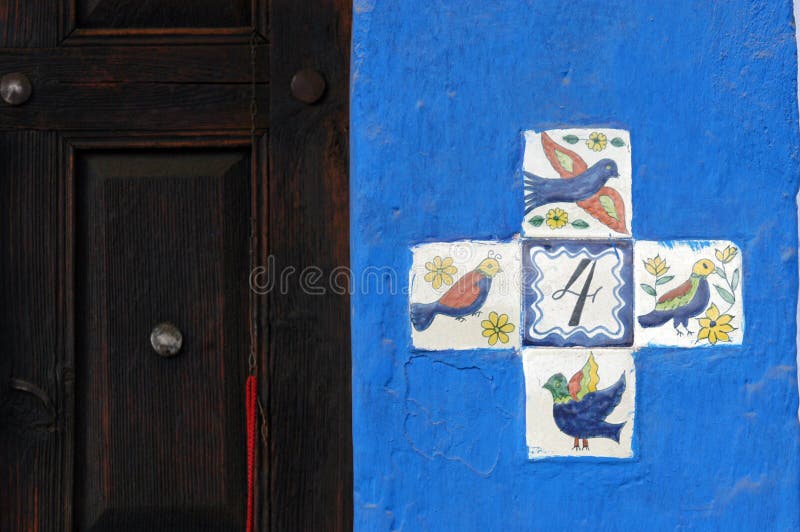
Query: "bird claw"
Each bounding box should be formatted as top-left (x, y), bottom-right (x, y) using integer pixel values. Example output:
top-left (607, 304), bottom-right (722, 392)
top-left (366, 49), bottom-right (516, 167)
top-left (472, 310), bottom-right (482, 317)
top-left (455, 317), bottom-right (467, 323)
top-left (686, 329), bottom-right (694, 336)
top-left (675, 329), bottom-right (684, 337)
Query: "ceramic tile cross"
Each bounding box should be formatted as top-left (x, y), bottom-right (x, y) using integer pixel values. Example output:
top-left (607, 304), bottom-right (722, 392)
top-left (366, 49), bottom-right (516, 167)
top-left (407, 128), bottom-right (743, 458)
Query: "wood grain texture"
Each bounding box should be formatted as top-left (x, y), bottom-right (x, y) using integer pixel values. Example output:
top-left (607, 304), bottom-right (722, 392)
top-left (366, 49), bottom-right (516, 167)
top-left (1, 0), bottom-right (352, 528)
top-left (63, 0), bottom-right (267, 45)
top-left (266, 1), bottom-right (353, 530)
top-left (0, 1), bottom-right (61, 47)
top-left (0, 81), bottom-right (269, 131)
top-left (0, 44), bottom-right (269, 131)
top-left (62, 28), bottom-right (267, 47)
top-left (0, 131), bottom-right (64, 532)
top-left (0, 46), bottom-right (269, 83)
top-left (74, 150), bottom-right (251, 531)
top-left (76, 0), bottom-right (251, 29)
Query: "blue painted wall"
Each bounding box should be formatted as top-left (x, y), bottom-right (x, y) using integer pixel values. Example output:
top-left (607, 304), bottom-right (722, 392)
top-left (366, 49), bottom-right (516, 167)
top-left (350, 1), bottom-right (800, 529)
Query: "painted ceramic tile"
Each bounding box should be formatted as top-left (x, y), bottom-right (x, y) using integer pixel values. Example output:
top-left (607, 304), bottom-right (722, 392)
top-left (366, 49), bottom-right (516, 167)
top-left (523, 348), bottom-right (635, 459)
top-left (634, 240), bottom-right (743, 347)
top-left (521, 128), bottom-right (633, 239)
top-left (522, 239), bottom-right (633, 347)
top-left (409, 240), bottom-right (521, 350)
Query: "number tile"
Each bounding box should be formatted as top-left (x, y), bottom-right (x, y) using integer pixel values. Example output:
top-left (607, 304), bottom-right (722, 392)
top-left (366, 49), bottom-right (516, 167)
top-left (522, 239), bottom-right (633, 347)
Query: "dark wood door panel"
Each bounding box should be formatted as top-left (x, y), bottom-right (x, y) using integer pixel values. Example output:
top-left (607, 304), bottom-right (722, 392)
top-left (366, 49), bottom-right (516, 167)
top-left (73, 149), bottom-right (251, 531)
top-left (0, 46), bottom-right (268, 84)
top-left (0, 131), bottom-right (64, 532)
top-left (76, 0), bottom-right (251, 29)
top-left (0, 1), bottom-right (62, 47)
top-left (0, 43), bottom-right (269, 131)
top-left (1, 1), bottom-right (267, 47)
top-left (64, 0), bottom-right (268, 45)
top-left (1, 0), bottom-right (352, 529)
top-left (0, 82), bottom-right (269, 131)
top-left (266, 2), bottom-right (352, 529)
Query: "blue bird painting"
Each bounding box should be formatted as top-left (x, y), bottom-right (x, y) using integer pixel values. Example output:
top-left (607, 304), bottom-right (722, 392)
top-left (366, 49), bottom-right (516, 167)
top-left (638, 259), bottom-right (713, 335)
top-left (410, 256), bottom-right (501, 331)
top-left (542, 354), bottom-right (626, 450)
top-left (524, 158), bottom-right (619, 214)
top-left (524, 132), bottom-right (629, 234)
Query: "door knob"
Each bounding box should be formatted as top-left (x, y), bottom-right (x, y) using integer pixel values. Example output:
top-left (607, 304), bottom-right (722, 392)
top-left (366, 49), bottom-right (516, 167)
top-left (291, 68), bottom-right (326, 104)
top-left (1, 73), bottom-right (32, 105)
top-left (150, 322), bottom-right (183, 357)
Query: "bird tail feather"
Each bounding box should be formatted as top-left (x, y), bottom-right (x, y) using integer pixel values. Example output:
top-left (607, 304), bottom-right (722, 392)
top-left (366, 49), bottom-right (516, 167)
top-left (608, 421), bottom-right (625, 443)
top-left (523, 172), bottom-right (546, 215)
top-left (605, 374), bottom-right (626, 442)
top-left (637, 309), bottom-right (672, 328)
top-left (410, 302), bottom-right (438, 331)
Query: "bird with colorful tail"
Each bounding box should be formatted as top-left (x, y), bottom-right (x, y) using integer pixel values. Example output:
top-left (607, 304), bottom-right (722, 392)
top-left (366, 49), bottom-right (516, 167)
top-left (525, 132), bottom-right (629, 234)
top-left (638, 258), bottom-right (714, 335)
top-left (542, 353), bottom-right (626, 450)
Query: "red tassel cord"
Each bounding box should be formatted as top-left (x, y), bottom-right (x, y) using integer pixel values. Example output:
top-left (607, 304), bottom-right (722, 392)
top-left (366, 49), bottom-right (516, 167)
top-left (245, 375), bottom-right (257, 532)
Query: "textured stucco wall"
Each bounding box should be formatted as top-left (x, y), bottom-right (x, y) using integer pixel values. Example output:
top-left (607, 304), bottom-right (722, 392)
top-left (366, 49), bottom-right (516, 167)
top-left (351, 1), bottom-right (800, 529)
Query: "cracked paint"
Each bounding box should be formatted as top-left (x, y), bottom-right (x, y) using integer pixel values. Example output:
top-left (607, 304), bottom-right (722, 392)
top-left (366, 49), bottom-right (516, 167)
top-left (403, 354), bottom-right (509, 476)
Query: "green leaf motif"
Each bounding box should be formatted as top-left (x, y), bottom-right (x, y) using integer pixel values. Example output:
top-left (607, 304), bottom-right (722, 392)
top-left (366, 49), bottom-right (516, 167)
top-left (731, 269), bottom-right (740, 292)
top-left (562, 134), bottom-right (580, 144)
top-left (529, 216), bottom-right (544, 227)
top-left (610, 137), bottom-right (626, 147)
top-left (571, 219), bottom-right (589, 228)
top-left (714, 284), bottom-right (735, 305)
top-left (656, 275), bottom-right (674, 286)
top-left (640, 283), bottom-right (657, 297)
top-left (715, 267), bottom-right (727, 279)
top-left (554, 149), bottom-right (573, 173)
top-left (598, 195), bottom-right (619, 220)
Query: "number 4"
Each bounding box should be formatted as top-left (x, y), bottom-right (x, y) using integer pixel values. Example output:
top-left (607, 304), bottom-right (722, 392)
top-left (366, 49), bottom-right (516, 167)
top-left (552, 258), bottom-right (602, 326)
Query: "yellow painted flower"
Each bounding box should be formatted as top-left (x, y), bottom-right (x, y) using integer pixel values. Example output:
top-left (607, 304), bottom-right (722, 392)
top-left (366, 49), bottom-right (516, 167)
top-left (423, 256), bottom-right (457, 289)
top-left (545, 208), bottom-right (568, 229)
top-left (481, 311), bottom-right (515, 346)
top-left (643, 255), bottom-right (670, 277)
top-left (715, 245), bottom-right (738, 264)
top-left (697, 304), bottom-right (735, 344)
top-left (586, 131), bottom-right (607, 152)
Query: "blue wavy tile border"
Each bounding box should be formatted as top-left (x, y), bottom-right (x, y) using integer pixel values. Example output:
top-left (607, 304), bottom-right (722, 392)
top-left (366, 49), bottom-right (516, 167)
top-left (522, 239), bottom-right (633, 347)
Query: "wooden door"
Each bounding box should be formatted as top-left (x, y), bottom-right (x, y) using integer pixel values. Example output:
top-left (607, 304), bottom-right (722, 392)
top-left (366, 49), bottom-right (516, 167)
top-left (0, 2), bottom-right (352, 531)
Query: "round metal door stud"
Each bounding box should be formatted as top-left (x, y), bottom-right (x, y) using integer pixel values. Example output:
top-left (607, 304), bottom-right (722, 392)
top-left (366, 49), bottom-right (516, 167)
top-left (290, 68), bottom-right (326, 104)
top-left (1, 73), bottom-right (32, 105)
top-left (150, 322), bottom-right (183, 357)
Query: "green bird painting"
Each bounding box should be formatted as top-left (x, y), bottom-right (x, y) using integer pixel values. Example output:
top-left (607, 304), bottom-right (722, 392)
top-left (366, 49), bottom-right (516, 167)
top-left (637, 259), bottom-right (714, 335)
top-left (542, 354), bottom-right (627, 451)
